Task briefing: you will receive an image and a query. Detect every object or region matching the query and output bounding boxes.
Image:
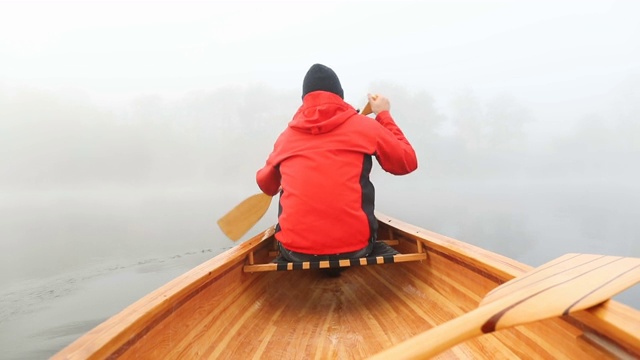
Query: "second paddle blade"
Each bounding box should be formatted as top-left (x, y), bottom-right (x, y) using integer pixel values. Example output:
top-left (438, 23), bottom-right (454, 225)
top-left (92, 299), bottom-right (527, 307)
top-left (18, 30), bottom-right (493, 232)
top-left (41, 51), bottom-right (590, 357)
top-left (217, 193), bottom-right (273, 241)
top-left (361, 101), bottom-right (373, 115)
top-left (480, 253), bottom-right (640, 332)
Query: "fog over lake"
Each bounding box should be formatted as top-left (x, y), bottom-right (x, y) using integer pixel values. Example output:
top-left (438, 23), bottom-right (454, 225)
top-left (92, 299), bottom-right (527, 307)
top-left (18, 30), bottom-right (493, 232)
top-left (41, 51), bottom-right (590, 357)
top-left (1, 1), bottom-right (639, 358)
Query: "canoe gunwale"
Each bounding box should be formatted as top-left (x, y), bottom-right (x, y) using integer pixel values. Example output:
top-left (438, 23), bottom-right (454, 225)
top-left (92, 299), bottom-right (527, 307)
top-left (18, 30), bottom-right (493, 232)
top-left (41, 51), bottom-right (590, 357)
top-left (567, 301), bottom-right (640, 358)
top-left (110, 261), bottom-right (247, 358)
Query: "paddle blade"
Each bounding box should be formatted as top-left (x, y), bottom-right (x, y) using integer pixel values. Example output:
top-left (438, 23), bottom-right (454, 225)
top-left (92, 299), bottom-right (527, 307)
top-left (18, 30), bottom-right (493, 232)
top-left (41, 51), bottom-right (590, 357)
top-left (361, 101), bottom-right (373, 116)
top-left (217, 193), bottom-right (273, 241)
top-left (480, 253), bottom-right (640, 332)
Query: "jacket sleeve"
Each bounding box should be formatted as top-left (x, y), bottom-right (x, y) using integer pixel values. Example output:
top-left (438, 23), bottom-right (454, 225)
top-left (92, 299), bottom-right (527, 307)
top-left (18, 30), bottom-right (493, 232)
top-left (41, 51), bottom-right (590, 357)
top-left (373, 111), bottom-right (418, 175)
top-left (256, 162), bottom-right (281, 196)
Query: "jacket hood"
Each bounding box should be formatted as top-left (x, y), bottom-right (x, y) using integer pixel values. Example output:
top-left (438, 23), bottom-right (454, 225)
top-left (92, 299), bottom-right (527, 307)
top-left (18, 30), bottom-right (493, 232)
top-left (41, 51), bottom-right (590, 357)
top-left (288, 91), bottom-right (357, 135)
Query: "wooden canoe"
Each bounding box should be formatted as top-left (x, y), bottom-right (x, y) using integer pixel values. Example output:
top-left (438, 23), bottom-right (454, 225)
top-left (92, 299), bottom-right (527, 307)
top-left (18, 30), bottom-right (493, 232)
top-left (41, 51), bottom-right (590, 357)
top-left (53, 212), bottom-right (640, 359)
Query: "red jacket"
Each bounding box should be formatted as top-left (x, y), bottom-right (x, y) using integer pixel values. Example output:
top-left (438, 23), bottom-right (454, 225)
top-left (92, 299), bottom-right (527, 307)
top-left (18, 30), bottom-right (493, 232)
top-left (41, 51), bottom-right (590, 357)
top-left (256, 91), bottom-right (417, 254)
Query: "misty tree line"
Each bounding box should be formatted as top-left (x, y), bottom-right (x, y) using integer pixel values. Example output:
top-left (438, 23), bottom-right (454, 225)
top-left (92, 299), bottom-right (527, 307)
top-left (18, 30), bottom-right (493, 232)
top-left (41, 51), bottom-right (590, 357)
top-left (374, 81), bottom-right (640, 181)
top-left (1, 80), bottom-right (638, 190)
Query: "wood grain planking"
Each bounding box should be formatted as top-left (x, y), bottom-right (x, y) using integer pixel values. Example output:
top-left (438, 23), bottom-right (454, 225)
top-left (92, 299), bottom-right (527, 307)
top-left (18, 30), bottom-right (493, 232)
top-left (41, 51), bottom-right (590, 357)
top-left (349, 267), bottom-right (428, 343)
top-left (202, 274), bottom-right (287, 358)
top-left (355, 266), bottom-right (435, 345)
top-left (118, 265), bottom-right (265, 359)
top-left (402, 250), bottom-right (493, 312)
top-left (164, 280), bottom-right (253, 358)
top-left (352, 266), bottom-right (517, 359)
top-left (385, 265), bottom-right (522, 359)
top-left (251, 325), bottom-right (279, 360)
top-left (339, 274), bottom-right (398, 351)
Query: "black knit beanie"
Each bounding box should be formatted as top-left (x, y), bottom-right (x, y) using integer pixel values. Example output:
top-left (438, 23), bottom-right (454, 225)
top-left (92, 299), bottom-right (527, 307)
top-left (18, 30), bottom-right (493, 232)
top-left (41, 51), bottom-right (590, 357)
top-left (302, 64), bottom-right (344, 99)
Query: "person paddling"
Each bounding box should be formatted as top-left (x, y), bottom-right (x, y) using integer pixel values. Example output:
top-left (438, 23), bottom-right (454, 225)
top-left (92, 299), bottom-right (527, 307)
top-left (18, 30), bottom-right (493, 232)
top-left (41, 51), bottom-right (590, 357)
top-left (256, 63), bottom-right (418, 269)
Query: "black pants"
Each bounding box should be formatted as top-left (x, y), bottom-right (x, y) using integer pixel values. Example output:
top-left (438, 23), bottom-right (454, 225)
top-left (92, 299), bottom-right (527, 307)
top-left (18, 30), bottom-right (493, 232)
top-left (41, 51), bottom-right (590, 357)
top-left (277, 236), bottom-right (398, 263)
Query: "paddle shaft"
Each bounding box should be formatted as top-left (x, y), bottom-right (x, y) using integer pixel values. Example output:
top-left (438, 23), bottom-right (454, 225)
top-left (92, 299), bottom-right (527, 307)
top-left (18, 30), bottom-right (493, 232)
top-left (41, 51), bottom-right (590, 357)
top-left (370, 308), bottom-right (489, 359)
top-left (361, 101), bottom-right (373, 116)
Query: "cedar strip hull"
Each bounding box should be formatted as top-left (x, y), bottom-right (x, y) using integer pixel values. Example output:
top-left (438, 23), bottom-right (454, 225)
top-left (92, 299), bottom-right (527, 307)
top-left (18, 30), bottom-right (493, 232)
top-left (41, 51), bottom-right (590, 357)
top-left (53, 212), bottom-right (640, 359)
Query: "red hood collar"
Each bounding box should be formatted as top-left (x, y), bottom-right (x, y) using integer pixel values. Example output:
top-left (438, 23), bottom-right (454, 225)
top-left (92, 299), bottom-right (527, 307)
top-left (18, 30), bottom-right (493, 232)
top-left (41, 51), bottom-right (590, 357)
top-left (288, 91), bottom-right (357, 135)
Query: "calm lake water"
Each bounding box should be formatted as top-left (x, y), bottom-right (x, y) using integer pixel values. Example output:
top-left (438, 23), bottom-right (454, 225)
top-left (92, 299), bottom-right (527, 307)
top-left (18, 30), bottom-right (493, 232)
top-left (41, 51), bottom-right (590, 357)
top-left (1, 176), bottom-right (639, 359)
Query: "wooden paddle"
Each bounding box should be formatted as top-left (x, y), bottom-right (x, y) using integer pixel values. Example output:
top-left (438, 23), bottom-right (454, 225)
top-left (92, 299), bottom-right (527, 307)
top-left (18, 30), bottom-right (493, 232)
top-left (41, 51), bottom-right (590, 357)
top-left (361, 94), bottom-right (378, 116)
top-left (361, 101), bottom-right (373, 116)
top-left (369, 253), bottom-right (640, 359)
top-left (217, 193), bottom-right (273, 241)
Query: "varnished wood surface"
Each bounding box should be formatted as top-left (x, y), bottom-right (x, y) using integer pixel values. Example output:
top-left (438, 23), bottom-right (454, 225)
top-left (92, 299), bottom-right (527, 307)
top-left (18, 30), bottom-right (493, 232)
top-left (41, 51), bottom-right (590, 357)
top-left (52, 212), bottom-right (640, 359)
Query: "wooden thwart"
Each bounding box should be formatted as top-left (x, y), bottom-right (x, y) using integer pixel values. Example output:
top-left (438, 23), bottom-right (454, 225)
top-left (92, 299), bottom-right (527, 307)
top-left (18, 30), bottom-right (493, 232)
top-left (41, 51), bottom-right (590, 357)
top-left (244, 238), bottom-right (425, 273)
top-left (244, 252), bottom-right (426, 273)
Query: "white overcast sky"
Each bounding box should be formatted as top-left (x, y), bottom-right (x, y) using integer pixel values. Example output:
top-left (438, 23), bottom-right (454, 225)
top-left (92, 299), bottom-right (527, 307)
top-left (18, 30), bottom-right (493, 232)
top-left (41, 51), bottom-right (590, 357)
top-left (1, 0), bottom-right (639, 129)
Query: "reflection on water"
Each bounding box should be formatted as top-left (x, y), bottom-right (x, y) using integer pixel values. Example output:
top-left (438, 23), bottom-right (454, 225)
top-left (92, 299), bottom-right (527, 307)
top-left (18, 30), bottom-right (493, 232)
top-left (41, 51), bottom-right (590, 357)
top-left (0, 178), bottom-right (639, 358)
